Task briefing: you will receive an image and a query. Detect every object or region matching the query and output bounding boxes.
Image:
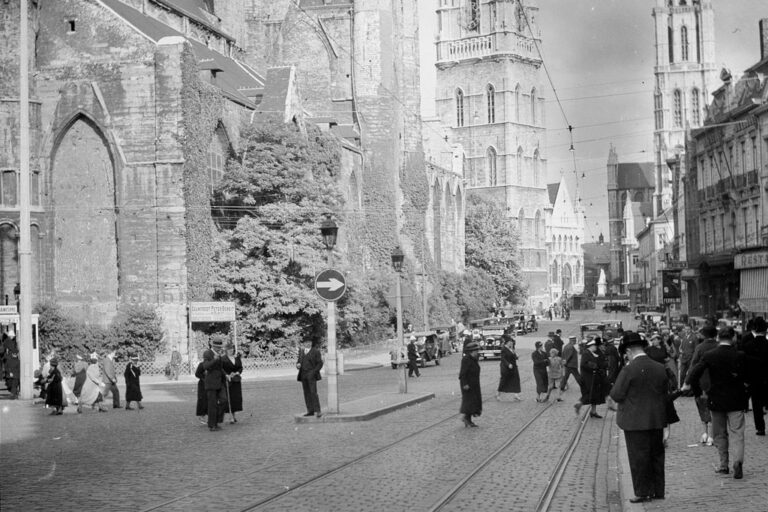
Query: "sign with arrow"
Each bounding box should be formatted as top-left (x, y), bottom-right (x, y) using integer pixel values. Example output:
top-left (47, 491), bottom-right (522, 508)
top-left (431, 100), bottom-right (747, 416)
top-left (314, 269), bottom-right (347, 302)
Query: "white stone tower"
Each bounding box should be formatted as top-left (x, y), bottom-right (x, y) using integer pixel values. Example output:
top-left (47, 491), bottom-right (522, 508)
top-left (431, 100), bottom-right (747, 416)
top-left (651, 0), bottom-right (718, 217)
top-left (432, 0), bottom-right (550, 310)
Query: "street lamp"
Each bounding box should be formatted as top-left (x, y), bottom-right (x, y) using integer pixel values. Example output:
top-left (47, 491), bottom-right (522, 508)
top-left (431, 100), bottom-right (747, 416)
top-left (319, 214), bottom-right (339, 413)
top-left (391, 246), bottom-right (407, 393)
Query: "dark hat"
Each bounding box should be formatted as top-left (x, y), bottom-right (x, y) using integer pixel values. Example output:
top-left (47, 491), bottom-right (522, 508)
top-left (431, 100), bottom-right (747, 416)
top-left (130, 353), bottom-right (139, 360)
top-left (210, 339), bottom-right (224, 348)
top-left (621, 332), bottom-right (646, 349)
top-left (535, 340), bottom-right (543, 348)
top-left (717, 326), bottom-right (735, 340)
top-left (547, 331), bottom-right (555, 337)
top-left (50, 358), bottom-right (59, 366)
top-left (699, 325), bottom-right (718, 338)
top-left (464, 341), bottom-right (480, 353)
top-left (753, 316), bottom-right (767, 333)
top-left (556, 329), bottom-right (562, 334)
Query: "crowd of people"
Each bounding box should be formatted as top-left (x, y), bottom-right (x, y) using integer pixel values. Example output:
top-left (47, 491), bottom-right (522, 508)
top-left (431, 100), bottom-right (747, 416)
top-left (455, 315), bottom-right (768, 500)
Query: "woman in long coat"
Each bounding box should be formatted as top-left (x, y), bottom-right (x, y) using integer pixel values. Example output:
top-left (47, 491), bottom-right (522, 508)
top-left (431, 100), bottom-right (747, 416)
top-left (194, 360), bottom-right (207, 424)
top-left (459, 341), bottom-right (482, 427)
top-left (78, 353), bottom-right (107, 413)
top-left (496, 337), bottom-right (521, 401)
top-left (531, 341), bottom-right (550, 402)
top-left (124, 355), bottom-right (144, 410)
top-left (221, 343), bottom-right (243, 423)
top-left (44, 358), bottom-right (65, 415)
top-left (580, 339), bottom-right (608, 417)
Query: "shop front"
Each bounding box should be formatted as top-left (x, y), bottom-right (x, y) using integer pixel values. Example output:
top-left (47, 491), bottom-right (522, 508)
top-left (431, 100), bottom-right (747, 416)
top-left (735, 249), bottom-right (768, 317)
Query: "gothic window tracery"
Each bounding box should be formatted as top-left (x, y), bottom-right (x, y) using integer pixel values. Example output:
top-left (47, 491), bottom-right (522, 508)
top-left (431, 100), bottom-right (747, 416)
top-left (691, 88), bottom-right (700, 125)
top-left (486, 147), bottom-right (497, 186)
top-left (486, 84), bottom-right (496, 123)
top-left (681, 26), bottom-right (689, 60)
top-left (456, 88), bottom-right (465, 127)
top-left (673, 89), bottom-right (682, 127)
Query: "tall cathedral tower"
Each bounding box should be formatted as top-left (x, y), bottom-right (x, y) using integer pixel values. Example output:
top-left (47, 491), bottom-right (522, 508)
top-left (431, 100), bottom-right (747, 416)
top-left (432, 0), bottom-right (550, 310)
top-left (651, 0), bottom-right (717, 217)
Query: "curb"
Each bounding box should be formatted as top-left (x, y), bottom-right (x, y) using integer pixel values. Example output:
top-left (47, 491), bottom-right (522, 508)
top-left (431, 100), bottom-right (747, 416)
top-left (293, 392), bottom-right (435, 423)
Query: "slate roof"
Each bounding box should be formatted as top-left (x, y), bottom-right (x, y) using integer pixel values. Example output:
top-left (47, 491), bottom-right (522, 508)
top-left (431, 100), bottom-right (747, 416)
top-left (616, 162), bottom-right (654, 190)
top-left (99, 0), bottom-right (263, 108)
top-left (547, 182), bottom-right (560, 206)
top-left (152, 0), bottom-right (234, 41)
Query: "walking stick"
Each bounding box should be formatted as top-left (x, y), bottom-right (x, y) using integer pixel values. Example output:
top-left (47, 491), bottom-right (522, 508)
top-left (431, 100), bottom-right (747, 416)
top-left (225, 378), bottom-right (234, 423)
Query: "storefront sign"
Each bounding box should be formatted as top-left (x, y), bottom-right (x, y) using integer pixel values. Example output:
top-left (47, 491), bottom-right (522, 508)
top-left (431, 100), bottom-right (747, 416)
top-left (734, 250), bottom-right (768, 270)
top-left (189, 302), bottom-right (236, 322)
top-left (662, 270), bottom-right (682, 304)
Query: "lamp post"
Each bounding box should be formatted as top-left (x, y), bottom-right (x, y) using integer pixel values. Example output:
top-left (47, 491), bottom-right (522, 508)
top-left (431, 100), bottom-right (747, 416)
top-left (391, 246), bottom-right (407, 394)
top-left (319, 215), bottom-right (339, 413)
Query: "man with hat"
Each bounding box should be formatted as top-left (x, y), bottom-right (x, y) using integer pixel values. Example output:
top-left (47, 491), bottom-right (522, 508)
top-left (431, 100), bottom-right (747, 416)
top-left (560, 335), bottom-right (582, 394)
top-left (202, 341), bottom-right (226, 430)
top-left (578, 338), bottom-right (608, 418)
top-left (553, 329), bottom-right (564, 356)
top-left (3, 328), bottom-right (20, 399)
top-left (687, 324), bottom-right (719, 444)
top-left (99, 349), bottom-right (121, 409)
top-left (459, 340), bottom-right (482, 427)
top-left (297, 336), bottom-right (324, 418)
top-left (610, 331), bottom-right (669, 502)
top-left (683, 327), bottom-right (749, 479)
top-left (44, 357), bottom-right (65, 415)
top-left (124, 353), bottom-right (144, 410)
top-left (407, 335), bottom-right (420, 378)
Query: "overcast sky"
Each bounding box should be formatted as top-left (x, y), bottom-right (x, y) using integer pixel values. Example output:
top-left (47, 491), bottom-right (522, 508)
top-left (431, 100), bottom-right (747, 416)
top-left (419, 1), bottom-right (767, 242)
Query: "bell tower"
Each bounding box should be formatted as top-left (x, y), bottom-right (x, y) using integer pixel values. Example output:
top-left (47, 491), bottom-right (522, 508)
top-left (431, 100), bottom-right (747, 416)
top-left (651, 0), bottom-right (717, 217)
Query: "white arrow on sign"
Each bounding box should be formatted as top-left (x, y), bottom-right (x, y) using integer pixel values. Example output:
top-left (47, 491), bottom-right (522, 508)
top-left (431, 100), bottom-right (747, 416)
top-left (316, 277), bottom-right (345, 292)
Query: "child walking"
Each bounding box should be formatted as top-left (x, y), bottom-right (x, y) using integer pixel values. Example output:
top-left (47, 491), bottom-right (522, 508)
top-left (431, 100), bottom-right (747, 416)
top-left (545, 348), bottom-right (564, 402)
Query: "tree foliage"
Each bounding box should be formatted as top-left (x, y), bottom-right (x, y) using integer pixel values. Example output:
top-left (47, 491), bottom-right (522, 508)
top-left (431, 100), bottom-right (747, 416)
top-left (436, 268), bottom-right (499, 324)
top-left (211, 121), bottom-right (346, 345)
top-left (464, 194), bottom-right (527, 304)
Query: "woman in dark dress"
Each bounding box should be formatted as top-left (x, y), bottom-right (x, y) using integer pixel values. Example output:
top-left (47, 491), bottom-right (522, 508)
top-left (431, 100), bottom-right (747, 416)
top-left (194, 360), bottom-right (207, 424)
top-left (531, 341), bottom-right (550, 402)
top-left (221, 343), bottom-right (243, 423)
top-left (124, 355), bottom-right (144, 410)
top-left (44, 358), bottom-right (65, 415)
top-left (496, 337), bottom-right (521, 401)
top-left (580, 338), bottom-right (608, 417)
top-left (459, 341), bottom-right (482, 427)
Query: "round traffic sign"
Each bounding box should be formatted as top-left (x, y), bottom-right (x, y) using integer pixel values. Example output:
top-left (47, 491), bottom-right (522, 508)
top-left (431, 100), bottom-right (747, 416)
top-left (314, 269), bottom-right (346, 301)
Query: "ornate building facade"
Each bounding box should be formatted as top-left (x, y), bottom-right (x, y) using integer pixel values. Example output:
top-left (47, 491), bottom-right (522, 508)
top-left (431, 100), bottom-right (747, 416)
top-left (430, 0), bottom-right (551, 310)
top-left (547, 177), bottom-right (585, 304)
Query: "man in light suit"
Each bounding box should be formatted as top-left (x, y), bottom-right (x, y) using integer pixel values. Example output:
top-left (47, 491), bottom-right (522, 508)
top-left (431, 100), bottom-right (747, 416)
top-left (610, 332), bottom-right (668, 503)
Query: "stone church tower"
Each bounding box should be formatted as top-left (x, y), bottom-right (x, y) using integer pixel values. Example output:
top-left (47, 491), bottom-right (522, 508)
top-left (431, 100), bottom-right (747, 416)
top-left (432, 0), bottom-right (550, 310)
top-left (651, 0), bottom-right (717, 217)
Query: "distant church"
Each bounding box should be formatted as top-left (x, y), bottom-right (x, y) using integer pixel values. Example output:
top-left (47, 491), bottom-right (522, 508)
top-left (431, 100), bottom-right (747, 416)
top-left (428, 0), bottom-right (558, 311)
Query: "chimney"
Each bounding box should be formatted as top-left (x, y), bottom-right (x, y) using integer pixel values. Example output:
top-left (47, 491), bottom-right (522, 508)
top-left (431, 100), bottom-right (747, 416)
top-left (761, 18), bottom-right (768, 61)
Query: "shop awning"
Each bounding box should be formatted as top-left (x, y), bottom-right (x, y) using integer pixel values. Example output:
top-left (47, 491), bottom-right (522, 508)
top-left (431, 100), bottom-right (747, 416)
top-left (739, 267), bottom-right (768, 314)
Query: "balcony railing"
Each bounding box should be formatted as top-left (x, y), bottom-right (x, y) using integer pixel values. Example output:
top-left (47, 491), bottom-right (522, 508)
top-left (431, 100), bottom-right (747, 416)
top-left (436, 32), bottom-right (539, 63)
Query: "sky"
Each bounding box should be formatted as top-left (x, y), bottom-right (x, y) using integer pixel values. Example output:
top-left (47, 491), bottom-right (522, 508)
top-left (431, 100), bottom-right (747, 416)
top-left (419, 0), bottom-right (767, 242)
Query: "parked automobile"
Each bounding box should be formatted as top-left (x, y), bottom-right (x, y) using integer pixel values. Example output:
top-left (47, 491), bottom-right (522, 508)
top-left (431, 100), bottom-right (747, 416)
top-left (603, 302), bottom-right (631, 313)
top-left (580, 322), bottom-right (606, 349)
top-left (478, 336), bottom-right (503, 360)
top-left (634, 304), bottom-right (666, 320)
top-left (602, 320), bottom-right (623, 339)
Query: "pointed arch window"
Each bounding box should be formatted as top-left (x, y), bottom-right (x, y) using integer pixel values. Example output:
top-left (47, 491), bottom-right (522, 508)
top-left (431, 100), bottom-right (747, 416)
top-left (486, 84), bottom-right (496, 123)
top-left (486, 147), bottom-right (497, 186)
top-left (456, 88), bottom-right (465, 127)
top-left (673, 89), bottom-right (682, 127)
top-left (691, 88), bottom-right (700, 125)
top-left (534, 210), bottom-right (541, 244)
top-left (514, 84), bottom-right (521, 122)
top-left (518, 209), bottom-right (525, 238)
top-left (654, 91), bottom-right (663, 130)
top-left (532, 149), bottom-right (540, 186)
top-left (517, 147), bottom-right (523, 185)
top-left (530, 88), bottom-right (537, 125)
top-left (681, 25), bottom-right (689, 61)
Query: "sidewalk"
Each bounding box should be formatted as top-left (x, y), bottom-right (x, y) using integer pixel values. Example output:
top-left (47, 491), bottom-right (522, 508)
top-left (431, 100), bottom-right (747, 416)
top-left (616, 396), bottom-right (768, 511)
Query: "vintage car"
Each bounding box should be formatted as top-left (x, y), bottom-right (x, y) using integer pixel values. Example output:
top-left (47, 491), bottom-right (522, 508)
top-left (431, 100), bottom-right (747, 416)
top-left (634, 304), bottom-right (666, 320)
top-left (602, 302), bottom-right (631, 313)
top-left (602, 320), bottom-right (623, 340)
top-left (478, 336), bottom-right (503, 360)
top-left (579, 322), bottom-right (606, 349)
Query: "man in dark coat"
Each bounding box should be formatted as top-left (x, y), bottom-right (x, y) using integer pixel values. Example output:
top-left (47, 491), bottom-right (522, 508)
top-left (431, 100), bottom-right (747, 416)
top-left (297, 337), bottom-right (324, 418)
top-left (406, 335), bottom-right (420, 378)
top-left (610, 332), bottom-right (668, 503)
top-left (560, 335), bottom-right (582, 393)
top-left (684, 327), bottom-right (749, 479)
top-left (459, 341), bottom-right (482, 427)
top-left (741, 316), bottom-right (767, 436)
top-left (603, 337), bottom-right (622, 410)
top-left (3, 332), bottom-right (20, 399)
top-left (124, 355), bottom-right (144, 410)
top-left (202, 345), bottom-right (226, 431)
top-left (553, 329), bottom-right (564, 355)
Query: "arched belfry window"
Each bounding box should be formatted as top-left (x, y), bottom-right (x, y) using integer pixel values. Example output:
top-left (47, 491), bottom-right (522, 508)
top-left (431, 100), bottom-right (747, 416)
top-left (456, 89), bottom-right (465, 127)
top-left (530, 88), bottom-right (537, 125)
top-left (486, 147), bottom-right (497, 186)
top-left (691, 88), bottom-right (700, 126)
top-left (532, 149), bottom-right (540, 186)
top-left (486, 84), bottom-right (496, 123)
top-left (681, 26), bottom-right (689, 61)
top-left (673, 89), bottom-right (682, 127)
top-left (516, 147), bottom-right (523, 184)
top-left (518, 208), bottom-right (525, 237)
top-left (514, 84), bottom-right (521, 122)
top-left (207, 125), bottom-right (230, 194)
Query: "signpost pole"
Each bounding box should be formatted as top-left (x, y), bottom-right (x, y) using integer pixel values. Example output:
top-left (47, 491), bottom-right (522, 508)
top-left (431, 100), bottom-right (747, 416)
top-left (326, 300), bottom-right (338, 413)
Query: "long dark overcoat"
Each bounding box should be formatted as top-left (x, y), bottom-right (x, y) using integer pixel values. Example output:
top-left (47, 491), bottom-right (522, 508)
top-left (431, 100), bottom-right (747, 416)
top-left (531, 349), bottom-right (550, 394)
top-left (124, 363), bottom-right (143, 402)
top-left (221, 354), bottom-right (243, 412)
top-left (498, 346), bottom-right (520, 393)
top-left (194, 362), bottom-right (207, 416)
top-left (580, 348), bottom-right (607, 405)
top-left (459, 355), bottom-right (482, 416)
top-left (44, 367), bottom-right (64, 408)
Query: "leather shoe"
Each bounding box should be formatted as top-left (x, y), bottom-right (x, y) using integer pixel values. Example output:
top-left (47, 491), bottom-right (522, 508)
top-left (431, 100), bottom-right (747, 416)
top-left (733, 462), bottom-right (743, 479)
top-left (756, 431), bottom-right (765, 436)
top-left (629, 496), bottom-right (651, 503)
top-left (715, 467), bottom-right (729, 474)
top-left (303, 412), bottom-right (314, 417)
top-left (315, 412), bottom-right (322, 418)
top-left (589, 412), bottom-right (603, 419)
top-left (209, 426), bottom-right (222, 432)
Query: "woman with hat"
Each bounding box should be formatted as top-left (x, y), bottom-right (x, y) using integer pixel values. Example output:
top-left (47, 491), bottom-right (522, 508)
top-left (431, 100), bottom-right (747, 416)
top-left (579, 338), bottom-right (608, 418)
top-left (459, 341), bottom-right (482, 427)
top-left (221, 342), bottom-right (243, 423)
top-left (531, 341), bottom-right (550, 402)
top-left (44, 357), bottom-right (65, 415)
top-left (124, 354), bottom-right (144, 410)
top-left (78, 352), bottom-right (108, 413)
top-left (496, 336), bottom-right (521, 401)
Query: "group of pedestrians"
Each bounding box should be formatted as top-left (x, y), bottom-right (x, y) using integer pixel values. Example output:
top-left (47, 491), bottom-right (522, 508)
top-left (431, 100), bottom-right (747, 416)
top-left (34, 349), bottom-right (145, 414)
top-left (195, 340), bottom-right (243, 431)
